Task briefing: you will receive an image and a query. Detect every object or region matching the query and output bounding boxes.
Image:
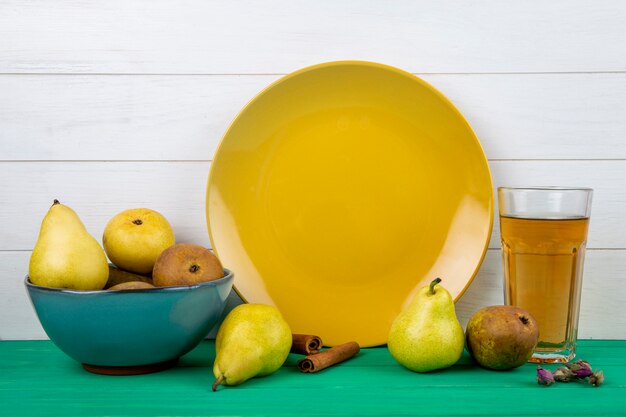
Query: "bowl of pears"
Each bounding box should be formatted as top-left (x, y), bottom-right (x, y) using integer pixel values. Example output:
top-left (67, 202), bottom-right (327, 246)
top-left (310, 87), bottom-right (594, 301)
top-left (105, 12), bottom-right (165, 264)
top-left (25, 200), bottom-right (234, 375)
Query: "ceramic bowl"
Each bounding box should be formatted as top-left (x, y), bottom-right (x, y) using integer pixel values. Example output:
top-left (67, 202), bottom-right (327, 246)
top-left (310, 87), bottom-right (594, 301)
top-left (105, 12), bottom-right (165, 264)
top-left (24, 269), bottom-right (234, 374)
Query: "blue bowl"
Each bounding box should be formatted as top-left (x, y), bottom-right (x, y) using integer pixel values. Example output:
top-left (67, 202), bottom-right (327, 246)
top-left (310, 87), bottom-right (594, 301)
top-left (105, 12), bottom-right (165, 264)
top-left (25, 269), bottom-right (233, 373)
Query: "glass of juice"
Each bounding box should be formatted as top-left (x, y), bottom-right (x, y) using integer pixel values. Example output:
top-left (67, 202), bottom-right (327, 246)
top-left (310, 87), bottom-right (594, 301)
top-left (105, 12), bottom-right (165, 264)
top-left (498, 187), bottom-right (593, 363)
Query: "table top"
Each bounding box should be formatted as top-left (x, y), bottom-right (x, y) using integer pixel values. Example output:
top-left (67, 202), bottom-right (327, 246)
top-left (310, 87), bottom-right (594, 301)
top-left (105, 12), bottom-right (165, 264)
top-left (1, 340), bottom-right (624, 416)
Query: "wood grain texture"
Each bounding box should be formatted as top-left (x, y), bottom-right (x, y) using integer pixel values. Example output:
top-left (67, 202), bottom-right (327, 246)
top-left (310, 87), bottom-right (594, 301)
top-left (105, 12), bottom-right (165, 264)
top-left (0, 75), bottom-right (266, 161)
top-left (1, 0), bottom-right (625, 342)
top-left (488, 160), bottom-right (626, 249)
top-left (1, 160), bottom-right (624, 251)
top-left (455, 250), bottom-right (626, 340)
top-left (0, 162), bottom-right (211, 251)
top-left (3, 247), bottom-right (625, 341)
top-left (2, 73), bottom-right (626, 161)
top-left (1, 340), bottom-right (625, 417)
top-left (0, 252), bottom-right (47, 340)
top-left (1, 0), bottom-right (625, 74)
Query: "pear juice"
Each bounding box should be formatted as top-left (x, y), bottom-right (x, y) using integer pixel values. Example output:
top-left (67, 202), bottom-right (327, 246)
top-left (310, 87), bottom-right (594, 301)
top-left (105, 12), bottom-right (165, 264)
top-left (500, 215), bottom-right (589, 363)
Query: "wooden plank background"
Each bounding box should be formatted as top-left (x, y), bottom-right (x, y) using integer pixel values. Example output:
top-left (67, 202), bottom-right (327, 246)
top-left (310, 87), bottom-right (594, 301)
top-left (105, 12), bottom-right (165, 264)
top-left (1, 0), bottom-right (625, 340)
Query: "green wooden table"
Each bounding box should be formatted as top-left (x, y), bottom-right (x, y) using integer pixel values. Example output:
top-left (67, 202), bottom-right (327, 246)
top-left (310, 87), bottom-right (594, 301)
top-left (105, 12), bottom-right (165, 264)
top-left (1, 340), bottom-right (624, 416)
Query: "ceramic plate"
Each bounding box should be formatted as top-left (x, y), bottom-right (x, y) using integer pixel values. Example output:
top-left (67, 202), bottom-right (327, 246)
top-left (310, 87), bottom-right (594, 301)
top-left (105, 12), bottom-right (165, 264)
top-left (206, 61), bottom-right (493, 347)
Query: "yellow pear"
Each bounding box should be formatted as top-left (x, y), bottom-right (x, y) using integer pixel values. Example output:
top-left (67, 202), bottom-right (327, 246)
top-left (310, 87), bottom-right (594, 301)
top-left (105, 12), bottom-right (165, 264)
top-left (103, 208), bottom-right (175, 274)
top-left (387, 278), bottom-right (465, 372)
top-left (212, 304), bottom-right (292, 391)
top-left (29, 200), bottom-right (109, 290)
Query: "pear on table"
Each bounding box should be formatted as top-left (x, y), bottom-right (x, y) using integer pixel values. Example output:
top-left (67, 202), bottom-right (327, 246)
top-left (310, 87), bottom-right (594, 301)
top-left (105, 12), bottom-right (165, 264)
top-left (212, 304), bottom-right (292, 391)
top-left (29, 199), bottom-right (109, 291)
top-left (466, 305), bottom-right (539, 370)
top-left (387, 278), bottom-right (465, 372)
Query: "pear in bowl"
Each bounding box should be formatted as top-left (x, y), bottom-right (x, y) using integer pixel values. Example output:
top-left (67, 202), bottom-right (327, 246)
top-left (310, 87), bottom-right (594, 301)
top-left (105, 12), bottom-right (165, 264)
top-left (108, 281), bottom-right (155, 290)
top-left (103, 208), bottom-right (175, 275)
top-left (153, 243), bottom-right (224, 287)
top-left (25, 269), bottom-right (234, 374)
top-left (29, 199), bottom-right (108, 291)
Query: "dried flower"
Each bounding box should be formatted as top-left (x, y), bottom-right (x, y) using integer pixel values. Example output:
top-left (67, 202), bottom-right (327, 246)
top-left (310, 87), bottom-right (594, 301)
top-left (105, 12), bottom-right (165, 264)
top-left (566, 360), bottom-right (593, 378)
top-left (535, 359), bottom-right (605, 387)
top-left (588, 370), bottom-right (604, 387)
top-left (553, 366), bottom-right (577, 382)
top-left (537, 366), bottom-right (555, 386)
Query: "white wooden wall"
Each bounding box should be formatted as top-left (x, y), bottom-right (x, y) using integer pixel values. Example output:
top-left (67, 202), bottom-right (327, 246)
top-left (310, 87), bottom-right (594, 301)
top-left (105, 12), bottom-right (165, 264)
top-left (1, 0), bottom-right (625, 340)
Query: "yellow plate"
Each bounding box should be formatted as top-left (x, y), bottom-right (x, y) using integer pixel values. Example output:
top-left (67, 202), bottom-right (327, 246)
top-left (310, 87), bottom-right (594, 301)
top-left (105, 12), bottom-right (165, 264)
top-left (207, 61), bottom-right (493, 347)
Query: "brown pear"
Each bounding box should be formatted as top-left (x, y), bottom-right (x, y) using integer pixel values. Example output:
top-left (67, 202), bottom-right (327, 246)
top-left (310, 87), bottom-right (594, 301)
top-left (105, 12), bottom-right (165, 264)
top-left (466, 305), bottom-right (539, 370)
top-left (105, 265), bottom-right (154, 289)
top-left (152, 243), bottom-right (224, 287)
top-left (109, 281), bottom-right (155, 290)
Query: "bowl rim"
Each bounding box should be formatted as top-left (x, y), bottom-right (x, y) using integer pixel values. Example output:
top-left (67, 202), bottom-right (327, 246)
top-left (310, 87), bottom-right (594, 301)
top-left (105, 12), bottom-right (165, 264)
top-left (24, 268), bottom-right (234, 294)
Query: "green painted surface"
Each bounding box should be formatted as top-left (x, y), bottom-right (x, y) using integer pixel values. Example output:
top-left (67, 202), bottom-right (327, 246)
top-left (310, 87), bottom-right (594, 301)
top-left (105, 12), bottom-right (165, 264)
top-left (1, 340), bottom-right (624, 416)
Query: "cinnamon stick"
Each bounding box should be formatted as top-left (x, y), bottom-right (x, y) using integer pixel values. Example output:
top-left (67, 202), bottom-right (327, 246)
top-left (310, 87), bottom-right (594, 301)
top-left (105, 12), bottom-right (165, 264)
top-left (297, 341), bottom-right (360, 373)
top-left (291, 334), bottom-right (323, 355)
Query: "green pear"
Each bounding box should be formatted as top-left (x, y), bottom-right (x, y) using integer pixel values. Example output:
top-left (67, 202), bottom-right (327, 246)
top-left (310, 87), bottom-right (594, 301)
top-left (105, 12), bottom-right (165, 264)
top-left (212, 304), bottom-right (292, 391)
top-left (387, 278), bottom-right (465, 372)
top-left (29, 199), bottom-right (109, 291)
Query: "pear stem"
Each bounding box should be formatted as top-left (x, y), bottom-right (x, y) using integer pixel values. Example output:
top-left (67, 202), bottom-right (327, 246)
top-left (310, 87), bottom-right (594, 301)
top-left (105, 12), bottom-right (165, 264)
top-left (52, 199), bottom-right (60, 206)
top-left (429, 278), bottom-right (442, 295)
top-left (212, 375), bottom-right (223, 392)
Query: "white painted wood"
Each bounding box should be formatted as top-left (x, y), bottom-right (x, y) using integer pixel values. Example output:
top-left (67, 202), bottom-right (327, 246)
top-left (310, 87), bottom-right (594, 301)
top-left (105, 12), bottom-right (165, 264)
top-left (0, 162), bottom-right (213, 251)
top-left (0, 252), bottom-right (47, 340)
top-left (2, 73), bottom-right (626, 161)
top-left (1, 0), bottom-right (625, 342)
top-left (0, 74), bottom-right (270, 161)
top-left (4, 250), bottom-right (623, 340)
top-left (456, 250), bottom-right (626, 340)
top-left (488, 161), bottom-right (625, 249)
top-left (1, 1), bottom-right (625, 74)
top-left (1, 161), bottom-right (623, 251)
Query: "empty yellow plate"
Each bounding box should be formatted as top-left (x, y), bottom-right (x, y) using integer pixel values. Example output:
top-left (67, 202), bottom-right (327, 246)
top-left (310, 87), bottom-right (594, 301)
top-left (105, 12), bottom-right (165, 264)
top-left (206, 61), bottom-right (493, 347)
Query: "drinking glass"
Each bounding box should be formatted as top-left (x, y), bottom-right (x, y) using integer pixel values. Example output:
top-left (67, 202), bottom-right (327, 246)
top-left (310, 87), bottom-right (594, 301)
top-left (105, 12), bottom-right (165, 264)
top-left (498, 187), bottom-right (593, 363)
